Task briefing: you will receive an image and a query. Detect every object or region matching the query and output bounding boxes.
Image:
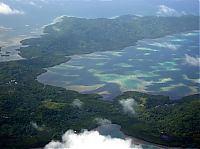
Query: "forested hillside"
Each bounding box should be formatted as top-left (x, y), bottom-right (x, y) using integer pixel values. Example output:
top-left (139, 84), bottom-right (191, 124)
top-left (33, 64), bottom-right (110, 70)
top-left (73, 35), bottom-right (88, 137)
top-left (0, 15), bottom-right (199, 149)
top-left (19, 15), bottom-right (199, 58)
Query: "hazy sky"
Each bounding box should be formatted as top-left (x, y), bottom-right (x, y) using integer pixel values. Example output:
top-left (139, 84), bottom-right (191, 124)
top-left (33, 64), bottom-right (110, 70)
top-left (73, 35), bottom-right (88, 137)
top-left (0, 0), bottom-right (199, 25)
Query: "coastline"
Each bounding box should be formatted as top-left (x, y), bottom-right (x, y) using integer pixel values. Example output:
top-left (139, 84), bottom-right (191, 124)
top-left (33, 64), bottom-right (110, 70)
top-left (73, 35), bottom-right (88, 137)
top-left (1, 15), bottom-right (199, 149)
top-left (36, 29), bottom-right (200, 100)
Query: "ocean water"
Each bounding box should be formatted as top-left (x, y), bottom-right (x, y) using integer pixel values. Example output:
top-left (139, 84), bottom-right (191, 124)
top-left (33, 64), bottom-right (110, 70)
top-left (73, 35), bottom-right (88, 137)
top-left (37, 30), bottom-right (200, 99)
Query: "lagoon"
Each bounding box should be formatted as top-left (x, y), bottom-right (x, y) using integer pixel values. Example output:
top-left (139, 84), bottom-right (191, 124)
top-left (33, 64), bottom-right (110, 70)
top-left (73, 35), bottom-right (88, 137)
top-left (37, 31), bottom-right (200, 99)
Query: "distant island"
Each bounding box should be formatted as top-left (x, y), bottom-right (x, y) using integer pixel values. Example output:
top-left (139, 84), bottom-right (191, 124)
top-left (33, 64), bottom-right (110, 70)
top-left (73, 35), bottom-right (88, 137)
top-left (0, 15), bottom-right (199, 149)
top-left (19, 15), bottom-right (199, 58)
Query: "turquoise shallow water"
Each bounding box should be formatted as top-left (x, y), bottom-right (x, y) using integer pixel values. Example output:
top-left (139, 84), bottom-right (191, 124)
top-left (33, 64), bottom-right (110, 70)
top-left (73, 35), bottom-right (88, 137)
top-left (38, 30), bottom-right (200, 99)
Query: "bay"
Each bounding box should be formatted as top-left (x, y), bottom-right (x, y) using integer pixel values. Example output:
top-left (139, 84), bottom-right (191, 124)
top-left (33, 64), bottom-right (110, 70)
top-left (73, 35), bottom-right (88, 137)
top-left (38, 30), bottom-right (200, 99)
top-left (0, 1), bottom-right (199, 148)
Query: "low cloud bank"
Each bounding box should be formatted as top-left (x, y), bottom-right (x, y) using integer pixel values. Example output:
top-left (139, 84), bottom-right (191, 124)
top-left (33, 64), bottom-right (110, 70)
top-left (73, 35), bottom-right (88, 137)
top-left (0, 2), bottom-right (24, 15)
top-left (72, 99), bottom-right (83, 108)
top-left (95, 117), bottom-right (112, 125)
top-left (119, 98), bottom-right (137, 115)
top-left (157, 5), bottom-right (185, 16)
top-left (185, 54), bottom-right (200, 67)
top-left (44, 130), bottom-right (142, 149)
top-left (30, 121), bottom-right (44, 131)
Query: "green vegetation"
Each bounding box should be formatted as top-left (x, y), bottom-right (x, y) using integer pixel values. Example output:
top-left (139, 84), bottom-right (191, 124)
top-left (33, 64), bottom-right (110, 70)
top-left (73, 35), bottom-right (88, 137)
top-left (115, 92), bottom-right (200, 147)
top-left (0, 15), bottom-right (200, 148)
top-left (19, 15), bottom-right (199, 58)
top-left (41, 100), bottom-right (66, 110)
top-left (0, 57), bottom-right (199, 149)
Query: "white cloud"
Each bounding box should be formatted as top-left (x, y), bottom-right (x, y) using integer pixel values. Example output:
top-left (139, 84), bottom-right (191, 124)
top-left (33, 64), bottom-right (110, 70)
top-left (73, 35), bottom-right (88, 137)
top-left (42, 15), bottom-right (66, 29)
top-left (30, 121), bottom-right (44, 131)
top-left (72, 99), bottom-right (83, 108)
top-left (44, 130), bottom-right (142, 149)
top-left (185, 54), bottom-right (200, 67)
top-left (95, 118), bottom-right (112, 125)
top-left (119, 98), bottom-right (137, 115)
top-left (0, 2), bottom-right (24, 15)
top-left (157, 5), bottom-right (179, 16)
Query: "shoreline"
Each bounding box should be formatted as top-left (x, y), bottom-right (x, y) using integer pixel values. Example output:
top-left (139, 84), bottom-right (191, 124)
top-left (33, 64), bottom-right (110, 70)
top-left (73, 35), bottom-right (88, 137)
top-left (95, 123), bottom-right (183, 149)
top-left (1, 13), bottom-right (199, 63)
top-left (130, 136), bottom-right (177, 149)
top-left (1, 16), bottom-right (199, 149)
top-left (36, 29), bottom-right (200, 101)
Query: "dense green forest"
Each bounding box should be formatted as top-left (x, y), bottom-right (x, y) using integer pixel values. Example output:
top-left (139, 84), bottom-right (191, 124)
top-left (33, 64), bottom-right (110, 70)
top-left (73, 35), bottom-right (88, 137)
top-left (0, 15), bottom-right (200, 149)
top-left (0, 59), bottom-right (199, 149)
top-left (19, 15), bottom-right (199, 58)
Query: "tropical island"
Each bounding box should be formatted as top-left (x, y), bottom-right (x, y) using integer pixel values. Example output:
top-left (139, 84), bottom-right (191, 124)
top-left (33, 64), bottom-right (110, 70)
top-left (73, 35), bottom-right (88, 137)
top-left (0, 15), bottom-right (199, 149)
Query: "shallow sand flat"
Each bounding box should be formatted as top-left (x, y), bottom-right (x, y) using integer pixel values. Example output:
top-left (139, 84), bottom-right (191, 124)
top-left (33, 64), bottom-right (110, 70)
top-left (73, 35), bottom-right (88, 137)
top-left (37, 31), bottom-right (200, 99)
